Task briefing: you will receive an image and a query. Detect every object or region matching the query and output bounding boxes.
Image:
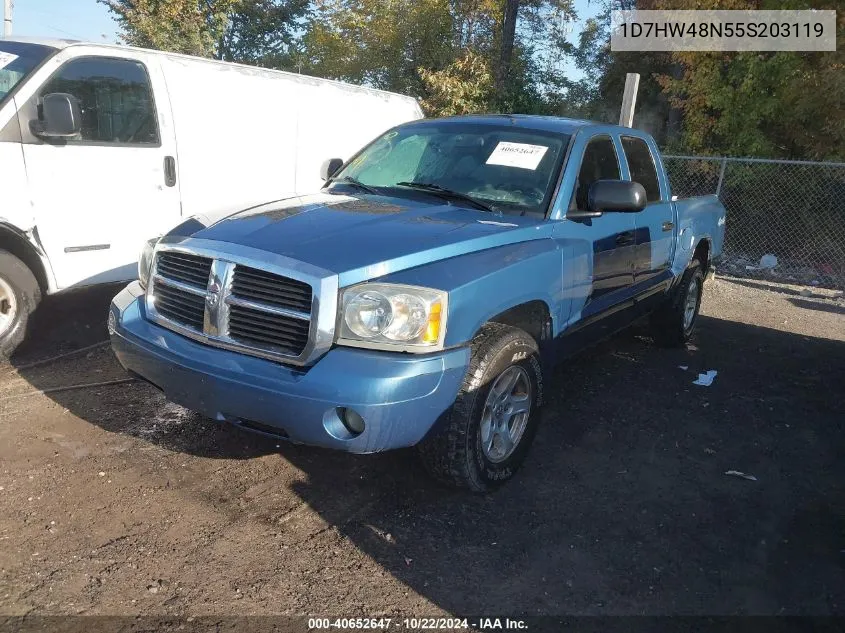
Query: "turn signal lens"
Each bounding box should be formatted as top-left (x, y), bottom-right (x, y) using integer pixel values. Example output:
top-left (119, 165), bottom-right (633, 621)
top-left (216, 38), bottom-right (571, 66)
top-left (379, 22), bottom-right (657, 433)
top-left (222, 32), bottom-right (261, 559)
top-left (423, 301), bottom-right (443, 344)
top-left (338, 283), bottom-right (448, 352)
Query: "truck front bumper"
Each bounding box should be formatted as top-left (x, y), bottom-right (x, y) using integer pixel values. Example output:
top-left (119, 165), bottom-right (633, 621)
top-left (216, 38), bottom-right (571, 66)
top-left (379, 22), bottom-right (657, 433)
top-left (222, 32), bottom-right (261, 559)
top-left (109, 282), bottom-right (470, 453)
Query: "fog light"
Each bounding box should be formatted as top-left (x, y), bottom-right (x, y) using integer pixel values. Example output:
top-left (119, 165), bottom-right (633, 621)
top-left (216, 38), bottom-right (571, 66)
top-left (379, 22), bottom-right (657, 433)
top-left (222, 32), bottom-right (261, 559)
top-left (339, 407), bottom-right (366, 435)
top-left (107, 310), bottom-right (117, 335)
top-left (322, 407), bottom-right (367, 441)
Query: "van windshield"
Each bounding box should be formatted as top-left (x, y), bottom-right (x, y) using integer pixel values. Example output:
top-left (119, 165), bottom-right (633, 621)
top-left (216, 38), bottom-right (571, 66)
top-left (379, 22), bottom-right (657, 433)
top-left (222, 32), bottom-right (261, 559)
top-left (330, 122), bottom-right (570, 217)
top-left (0, 42), bottom-right (55, 106)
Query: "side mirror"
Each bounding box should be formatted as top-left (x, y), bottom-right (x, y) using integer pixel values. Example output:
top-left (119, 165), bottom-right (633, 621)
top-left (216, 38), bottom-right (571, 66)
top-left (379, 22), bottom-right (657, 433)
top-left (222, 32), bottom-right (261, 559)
top-left (588, 180), bottom-right (647, 214)
top-left (320, 158), bottom-right (343, 181)
top-left (33, 93), bottom-right (82, 139)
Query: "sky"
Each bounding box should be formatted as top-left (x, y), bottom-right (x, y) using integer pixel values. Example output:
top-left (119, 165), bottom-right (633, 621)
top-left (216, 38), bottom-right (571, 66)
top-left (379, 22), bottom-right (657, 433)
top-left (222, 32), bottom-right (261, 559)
top-left (11, 0), bottom-right (121, 43)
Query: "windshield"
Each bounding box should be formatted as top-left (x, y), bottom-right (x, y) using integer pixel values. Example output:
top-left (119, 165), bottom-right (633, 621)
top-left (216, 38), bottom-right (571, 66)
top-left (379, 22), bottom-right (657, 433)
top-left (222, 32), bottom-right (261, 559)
top-left (330, 122), bottom-right (570, 216)
top-left (0, 42), bottom-right (55, 106)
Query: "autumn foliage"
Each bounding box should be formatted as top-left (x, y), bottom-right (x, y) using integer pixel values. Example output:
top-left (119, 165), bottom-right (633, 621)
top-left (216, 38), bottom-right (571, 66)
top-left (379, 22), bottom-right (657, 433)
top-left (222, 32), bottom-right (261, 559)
top-left (100, 0), bottom-right (844, 160)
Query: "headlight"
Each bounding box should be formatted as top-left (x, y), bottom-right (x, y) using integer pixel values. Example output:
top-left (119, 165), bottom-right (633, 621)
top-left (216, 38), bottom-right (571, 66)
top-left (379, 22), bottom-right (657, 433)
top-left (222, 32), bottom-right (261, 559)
top-left (338, 283), bottom-right (448, 352)
top-left (138, 237), bottom-right (160, 290)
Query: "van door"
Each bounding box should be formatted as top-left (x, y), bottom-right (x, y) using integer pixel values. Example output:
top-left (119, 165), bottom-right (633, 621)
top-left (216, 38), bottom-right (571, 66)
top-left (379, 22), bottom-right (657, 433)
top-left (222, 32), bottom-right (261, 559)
top-left (158, 56), bottom-right (298, 218)
top-left (18, 50), bottom-right (180, 290)
top-left (1, 42), bottom-right (58, 235)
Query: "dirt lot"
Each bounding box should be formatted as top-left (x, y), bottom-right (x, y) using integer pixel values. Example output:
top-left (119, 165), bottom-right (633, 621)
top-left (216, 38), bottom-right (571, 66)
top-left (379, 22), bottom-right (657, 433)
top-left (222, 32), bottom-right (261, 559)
top-left (1, 276), bottom-right (843, 617)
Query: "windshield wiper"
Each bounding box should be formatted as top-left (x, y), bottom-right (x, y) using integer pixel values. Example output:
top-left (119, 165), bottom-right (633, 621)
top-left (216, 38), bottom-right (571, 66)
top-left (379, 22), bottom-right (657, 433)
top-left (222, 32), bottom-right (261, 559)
top-left (331, 176), bottom-right (380, 195)
top-left (395, 181), bottom-right (494, 213)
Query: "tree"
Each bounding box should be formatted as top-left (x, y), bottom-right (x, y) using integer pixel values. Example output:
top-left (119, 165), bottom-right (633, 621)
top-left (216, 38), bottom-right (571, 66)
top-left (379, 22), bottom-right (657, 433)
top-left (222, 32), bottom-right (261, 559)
top-left (577, 0), bottom-right (844, 159)
top-left (568, 0), bottom-right (675, 140)
top-left (299, 0), bottom-right (577, 116)
top-left (420, 49), bottom-right (494, 115)
top-left (100, 0), bottom-right (236, 57)
top-left (654, 0), bottom-right (845, 159)
top-left (299, 0), bottom-right (458, 96)
top-left (495, 0), bottom-right (520, 95)
top-left (219, 0), bottom-right (310, 66)
top-left (100, 0), bottom-right (309, 65)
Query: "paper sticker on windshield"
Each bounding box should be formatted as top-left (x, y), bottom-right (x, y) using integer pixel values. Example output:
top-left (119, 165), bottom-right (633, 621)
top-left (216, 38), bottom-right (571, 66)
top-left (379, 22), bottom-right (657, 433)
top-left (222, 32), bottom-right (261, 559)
top-left (0, 52), bottom-right (19, 70)
top-left (486, 142), bottom-right (548, 170)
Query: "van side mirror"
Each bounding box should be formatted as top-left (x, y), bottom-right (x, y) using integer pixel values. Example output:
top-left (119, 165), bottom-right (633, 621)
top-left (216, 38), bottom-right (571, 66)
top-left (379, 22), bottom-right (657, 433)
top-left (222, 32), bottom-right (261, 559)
top-left (320, 158), bottom-right (343, 181)
top-left (588, 180), bottom-right (647, 214)
top-left (33, 93), bottom-right (82, 139)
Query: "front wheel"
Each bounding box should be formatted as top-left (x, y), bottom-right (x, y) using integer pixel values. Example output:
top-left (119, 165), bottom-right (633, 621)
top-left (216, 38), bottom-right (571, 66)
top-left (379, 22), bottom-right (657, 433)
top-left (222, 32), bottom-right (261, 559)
top-left (417, 323), bottom-right (544, 492)
top-left (0, 250), bottom-right (41, 360)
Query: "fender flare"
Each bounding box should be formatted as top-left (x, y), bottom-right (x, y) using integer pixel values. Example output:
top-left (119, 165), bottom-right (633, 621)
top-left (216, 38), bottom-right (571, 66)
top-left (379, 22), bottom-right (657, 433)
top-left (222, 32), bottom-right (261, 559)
top-left (464, 297), bottom-right (554, 345)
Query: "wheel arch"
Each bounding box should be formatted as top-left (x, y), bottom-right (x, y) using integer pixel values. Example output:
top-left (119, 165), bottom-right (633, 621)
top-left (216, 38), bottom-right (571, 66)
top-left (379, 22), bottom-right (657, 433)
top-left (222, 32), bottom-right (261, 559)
top-left (470, 299), bottom-right (553, 351)
top-left (692, 237), bottom-right (711, 275)
top-left (0, 223), bottom-right (53, 295)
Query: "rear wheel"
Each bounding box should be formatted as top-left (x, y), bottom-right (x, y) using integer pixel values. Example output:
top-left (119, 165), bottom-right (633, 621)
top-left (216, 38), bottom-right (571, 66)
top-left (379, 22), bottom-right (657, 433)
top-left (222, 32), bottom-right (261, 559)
top-left (0, 250), bottom-right (41, 360)
top-left (417, 323), bottom-right (544, 492)
top-left (650, 258), bottom-right (704, 347)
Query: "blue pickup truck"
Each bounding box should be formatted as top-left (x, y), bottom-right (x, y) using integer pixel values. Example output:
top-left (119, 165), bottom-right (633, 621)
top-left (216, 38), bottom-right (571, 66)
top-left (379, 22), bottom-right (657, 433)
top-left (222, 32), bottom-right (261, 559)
top-left (109, 115), bottom-right (725, 491)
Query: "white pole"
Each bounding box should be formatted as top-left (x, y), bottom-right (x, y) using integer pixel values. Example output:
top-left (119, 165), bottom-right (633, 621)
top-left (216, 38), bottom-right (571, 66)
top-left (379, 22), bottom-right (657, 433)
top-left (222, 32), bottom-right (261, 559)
top-left (3, 0), bottom-right (11, 37)
top-left (619, 72), bottom-right (640, 128)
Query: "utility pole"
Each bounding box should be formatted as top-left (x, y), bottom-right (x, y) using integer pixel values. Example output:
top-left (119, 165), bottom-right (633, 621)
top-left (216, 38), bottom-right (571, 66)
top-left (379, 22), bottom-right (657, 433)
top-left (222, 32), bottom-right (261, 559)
top-left (3, 0), bottom-right (11, 37)
top-left (619, 73), bottom-right (640, 128)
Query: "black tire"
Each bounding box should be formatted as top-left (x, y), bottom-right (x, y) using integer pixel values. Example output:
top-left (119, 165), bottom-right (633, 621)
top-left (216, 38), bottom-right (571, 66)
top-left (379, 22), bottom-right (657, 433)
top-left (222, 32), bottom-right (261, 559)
top-left (650, 258), bottom-right (704, 348)
top-left (417, 322), bottom-right (544, 492)
top-left (0, 250), bottom-right (41, 360)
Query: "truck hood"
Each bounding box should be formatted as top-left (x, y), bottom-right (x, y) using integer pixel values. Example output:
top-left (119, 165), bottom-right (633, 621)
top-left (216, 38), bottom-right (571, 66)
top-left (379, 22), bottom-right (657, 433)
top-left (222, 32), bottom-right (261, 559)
top-left (183, 192), bottom-right (546, 284)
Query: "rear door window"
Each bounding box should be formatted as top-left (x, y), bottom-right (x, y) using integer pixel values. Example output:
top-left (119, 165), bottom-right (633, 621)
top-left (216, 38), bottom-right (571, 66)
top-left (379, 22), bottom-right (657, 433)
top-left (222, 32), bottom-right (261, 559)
top-left (621, 136), bottom-right (661, 202)
top-left (40, 57), bottom-right (159, 145)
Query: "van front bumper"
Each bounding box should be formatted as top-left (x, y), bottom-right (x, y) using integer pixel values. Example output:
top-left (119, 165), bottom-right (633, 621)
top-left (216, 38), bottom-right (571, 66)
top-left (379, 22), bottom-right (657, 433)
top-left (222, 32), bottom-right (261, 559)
top-left (109, 282), bottom-right (469, 453)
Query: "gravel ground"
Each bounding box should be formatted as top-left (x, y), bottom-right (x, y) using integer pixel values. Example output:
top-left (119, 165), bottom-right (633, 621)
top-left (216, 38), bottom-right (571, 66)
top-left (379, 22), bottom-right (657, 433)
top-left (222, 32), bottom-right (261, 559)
top-left (0, 276), bottom-right (843, 617)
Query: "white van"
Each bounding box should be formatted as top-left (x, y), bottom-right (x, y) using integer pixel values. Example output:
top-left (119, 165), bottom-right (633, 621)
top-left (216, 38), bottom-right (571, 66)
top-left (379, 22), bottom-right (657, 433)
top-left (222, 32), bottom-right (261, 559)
top-left (0, 37), bottom-right (422, 356)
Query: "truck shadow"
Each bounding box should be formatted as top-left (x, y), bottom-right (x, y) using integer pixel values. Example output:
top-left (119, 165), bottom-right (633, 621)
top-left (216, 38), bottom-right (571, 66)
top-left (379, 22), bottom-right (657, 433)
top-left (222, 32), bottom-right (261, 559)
top-left (788, 297), bottom-right (845, 316)
top-left (9, 284), bottom-right (845, 615)
top-left (10, 283), bottom-right (126, 362)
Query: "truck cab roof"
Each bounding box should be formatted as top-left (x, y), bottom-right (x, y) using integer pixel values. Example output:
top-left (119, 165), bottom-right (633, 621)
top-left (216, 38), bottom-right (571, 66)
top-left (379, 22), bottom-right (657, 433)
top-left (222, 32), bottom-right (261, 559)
top-left (426, 114), bottom-right (648, 138)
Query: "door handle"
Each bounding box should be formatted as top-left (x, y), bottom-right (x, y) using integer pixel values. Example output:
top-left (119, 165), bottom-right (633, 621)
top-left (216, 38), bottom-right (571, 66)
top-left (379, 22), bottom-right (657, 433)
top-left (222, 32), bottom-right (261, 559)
top-left (164, 156), bottom-right (177, 187)
top-left (662, 221), bottom-right (675, 232)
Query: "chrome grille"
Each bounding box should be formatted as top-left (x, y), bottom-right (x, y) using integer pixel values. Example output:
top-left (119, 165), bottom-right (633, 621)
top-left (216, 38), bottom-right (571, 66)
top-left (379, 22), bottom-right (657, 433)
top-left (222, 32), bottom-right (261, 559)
top-left (231, 265), bottom-right (312, 313)
top-left (229, 304), bottom-right (310, 355)
top-left (156, 252), bottom-right (212, 288)
top-left (146, 245), bottom-right (328, 365)
top-left (153, 282), bottom-right (206, 331)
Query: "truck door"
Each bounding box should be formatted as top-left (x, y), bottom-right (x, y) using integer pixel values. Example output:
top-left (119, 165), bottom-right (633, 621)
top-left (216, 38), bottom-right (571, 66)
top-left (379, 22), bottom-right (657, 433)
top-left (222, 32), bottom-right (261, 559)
top-left (18, 50), bottom-right (181, 290)
top-left (621, 135), bottom-right (673, 287)
top-left (568, 134), bottom-right (636, 309)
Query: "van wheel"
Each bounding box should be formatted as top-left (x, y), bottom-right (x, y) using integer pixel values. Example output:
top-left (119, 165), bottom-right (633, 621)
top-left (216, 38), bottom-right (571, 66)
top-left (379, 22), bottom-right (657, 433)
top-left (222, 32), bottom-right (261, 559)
top-left (417, 323), bottom-right (543, 492)
top-left (651, 258), bottom-right (704, 348)
top-left (0, 250), bottom-right (41, 360)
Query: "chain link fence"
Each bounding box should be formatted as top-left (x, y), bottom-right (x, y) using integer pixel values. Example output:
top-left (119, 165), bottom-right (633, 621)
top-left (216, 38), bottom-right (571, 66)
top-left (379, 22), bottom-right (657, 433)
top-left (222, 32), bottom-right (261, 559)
top-left (663, 155), bottom-right (845, 289)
